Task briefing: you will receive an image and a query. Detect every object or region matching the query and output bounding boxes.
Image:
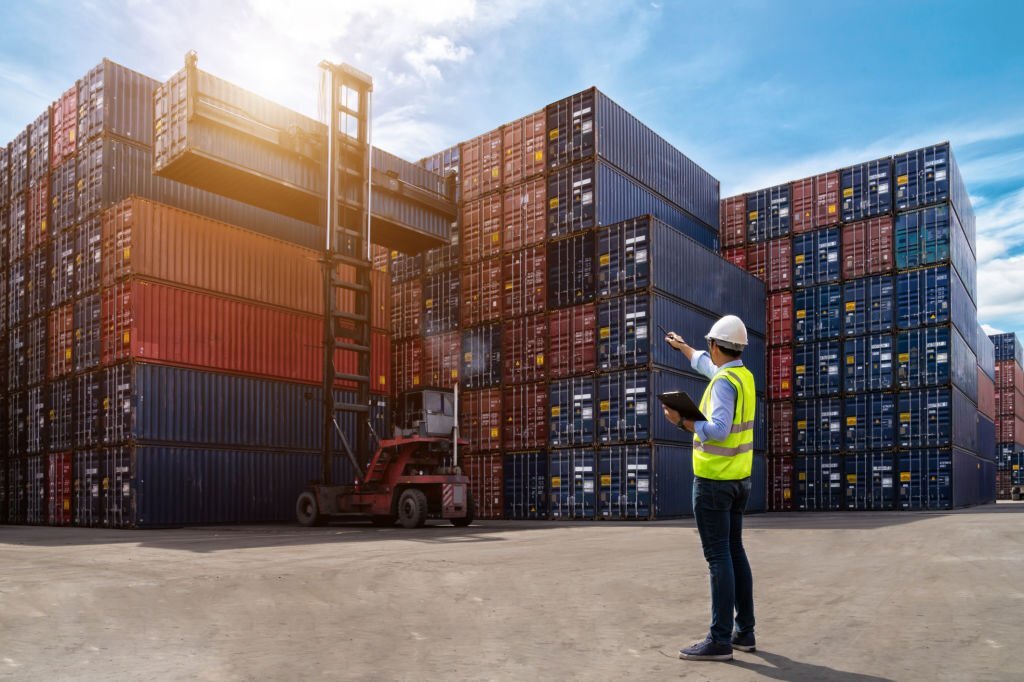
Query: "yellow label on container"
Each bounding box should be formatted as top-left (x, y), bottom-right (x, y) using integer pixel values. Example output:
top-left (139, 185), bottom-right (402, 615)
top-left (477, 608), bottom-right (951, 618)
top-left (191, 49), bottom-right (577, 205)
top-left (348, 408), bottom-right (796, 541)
top-left (847, 355), bottom-right (855, 365)
top-left (122, 331), bottom-right (130, 346)
top-left (425, 298), bottom-right (434, 309)
top-left (846, 301), bottom-right (856, 311)
top-left (464, 352), bottom-right (472, 362)
top-left (843, 187), bottom-right (854, 198)
top-left (102, 477), bottom-right (109, 491)
top-left (379, 375), bottom-right (386, 386)
top-left (828, 204), bottom-right (837, 214)
top-left (796, 310), bottom-right (806, 319)
top-left (41, 219), bottom-right (47, 233)
top-left (549, 197), bottom-right (560, 209)
top-left (599, 254), bottom-right (610, 265)
top-left (897, 174), bottom-right (909, 186)
top-left (781, 380), bottom-right (790, 389)
top-left (600, 400), bottom-right (611, 412)
top-left (551, 476), bottom-right (561, 487)
top-left (549, 128), bottom-right (559, 140)
top-left (798, 472), bottom-right (807, 481)
top-left (49, 409), bottom-right (55, 419)
top-left (599, 326), bottom-right (610, 339)
top-left (103, 397), bottom-right (110, 410)
top-left (748, 211), bottom-right (759, 221)
top-left (795, 365), bottom-right (806, 375)
top-left (795, 254), bottom-right (805, 264)
top-left (847, 416), bottom-right (858, 426)
top-left (491, 167), bottom-right (500, 179)
top-left (64, 499), bottom-right (70, 511)
top-left (413, 375), bottom-right (421, 385)
top-left (123, 246), bottom-right (131, 262)
top-left (536, 354), bottom-right (544, 366)
top-left (783, 489), bottom-right (792, 500)
top-left (65, 349), bottom-right (72, 361)
top-left (450, 369), bottom-right (458, 379)
top-left (900, 472), bottom-right (911, 482)
top-left (601, 475), bottom-right (612, 486)
top-left (490, 428), bottom-right (499, 439)
top-left (391, 250), bottom-right (399, 258)
top-left (491, 232), bottom-right (499, 243)
top-left (534, 151), bottom-right (544, 162)
top-left (505, 282), bottom-right (513, 290)
top-left (797, 420), bottom-right (807, 429)
top-left (847, 474), bottom-right (857, 484)
top-left (899, 353), bottom-right (910, 362)
top-left (900, 412), bottom-right (911, 422)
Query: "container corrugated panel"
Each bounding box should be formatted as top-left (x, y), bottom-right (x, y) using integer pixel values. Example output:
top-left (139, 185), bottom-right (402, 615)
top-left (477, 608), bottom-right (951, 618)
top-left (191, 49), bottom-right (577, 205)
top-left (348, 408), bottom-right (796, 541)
top-left (547, 231), bottom-right (596, 309)
top-left (746, 185), bottom-right (791, 243)
top-left (793, 227), bottom-right (840, 288)
top-left (47, 453), bottom-right (73, 526)
top-left (8, 259), bottom-right (26, 330)
top-left (549, 377), bottom-right (596, 447)
top-left (976, 326), bottom-right (995, 381)
top-left (48, 304), bottom-right (74, 378)
top-left (79, 59), bottom-right (159, 144)
top-left (769, 401), bottom-right (794, 455)
top-left (991, 332), bottom-right (1024, 366)
top-left (794, 454), bottom-right (844, 510)
top-left (73, 293), bottom-right (102, 373)
top-left (844, 333), bottom-right (895, 393)
top-left (75, 216), bottom-right (102, 296)
top-left (72, 450), bottom-right (102, 526)
top-left (460, 128), bottom-right (502, 202)
top-left (50, 158), bottom-right (76, 234)
top-left (27, 316), bottom-right (48, 387)
top-left (794, 284), bottom-right (842, 342)
top-left (898, 448), bottom-right (979, 510)
top-left (894, 143), bottom-right (974, 250)
top-left (845, 394), bottom-right (896, 451)
top-left (393, 337), bottom-right (423, 394)
top-left (8, 327), bottom-right (26, 391)
top-left (843, 275), bottom-right (895, 336)
top-left (0, 462), bottom-right (8, 524)
top-left (9, 192), bottom-right (27, 261)
top-left (461, 324), bottom-right (502, 389)
top-left (747, 237), bottom-right (792, 293)
top-left (843, 453), bottom-right (896, 510)
top-left (422, 331), bottom-right (460, 388)
top-left (464, 453), bottom-right (504, 519)
top-left (653, 444), bottom-right (700, 517)
top-left (28, 109), bottom-right (50, 185)
top-left (503, 451), bottom-right (548, 519)
top-left (793, 341), bottom-right (842, 398)
top-left (767, 455), bottom-right (794, 511)
top-left (722, 246), bottom-right (746, 269)
top-left (977, 368), bottom-right (995, 421)
top-left (10, 130), bottom-right (29, 195)
top-left (389, 251), bottom-right (423, 283)
top-left (790, 176), bottom-right (815, 234)
top-left (996, 413), bottom-right (1024, 444)
top-left (814, 172), bottom-right (841, 227)
top-left (6, 457), bottom-right (27, 524)
top-left (8, 390), bottom-right (27, 455)
top-left (392, 278), bottom-right (422, 340)
top-left (768, 292), bottom-right (794, 347)
top-left (373, 146), bottom-right (448, 196)
top-left (422, 270), bottom-right (460, 335)
top-left (27, 247), bottom-right (49, 320)
top-left (795, 398), bottom-right (843, 453)
top-left (547, 160), bottom-right (718, 250)
top-left (995, 359), bottom-right (1024, 403)
top-left (503, 382), bottom-right (547, 450)
top-left (48, 380), bottom-right (73, 452)
top-left (26, 386), bottom-right (47, 455)
top-left (895, 203), bottom-right (976, 303)
top-left (27, 179), bottom-right (49, 252)
top-left (460, 258), bottom-right (502, 327)
top-left (769, 346), bottom-right (794, 400)
top-left (0, 144), bottom-right (9, 202)
top-left (423, 223), bottom-right (460, 275)
top-left (75, 371), bottom-right (103, 448)
top-left (502, 177), bottom-right (546, 252)
top-left (977, 415), bottom-right (996, 462)
top-left (596, 215), bottom-right (766, 333)
top-left (461, 194), bottom-right (502, 263)
top-left (842, 217), bottom-right (893, 279)
top-left (841, 157), bottom-right (892, 222)
top-left (502, 314), bottom-right (546, 384)
top-left (547, 448), bottom-right (597, 519)
top-left (26, 454), bottom-right (47, 524)
top-left (461, 388), bottom-right (502, 452)
top-left (502, 110), bottom-right (545, 187)
top-left (50, 87), bottom-right (77, 168)
top-left (0, 204), bottom-right (8, 269)
top-left (546, 88), bottom-right (719, 228)
top-left (720, 195), bottom-right (746, 247)
top-left (896, 326), bottom-right (977, 402)
top-left (548, 304), bottom-right (596, 378)
top-left (598, 446), bottom-right (653, 519)
top-left (502, 245), bottom-right (546, 317)
top-left (50, 227), bottom-right (76, 306)
top-left (898, 387), bottom-right (978, 452)
top-left (419, 144), bottom-right (460, 178)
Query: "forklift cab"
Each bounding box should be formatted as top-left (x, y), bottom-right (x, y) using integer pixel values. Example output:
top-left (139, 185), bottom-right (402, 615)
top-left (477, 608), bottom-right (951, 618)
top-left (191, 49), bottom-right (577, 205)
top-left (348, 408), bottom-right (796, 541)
top-left (396, 389), bottom-right (456, 438)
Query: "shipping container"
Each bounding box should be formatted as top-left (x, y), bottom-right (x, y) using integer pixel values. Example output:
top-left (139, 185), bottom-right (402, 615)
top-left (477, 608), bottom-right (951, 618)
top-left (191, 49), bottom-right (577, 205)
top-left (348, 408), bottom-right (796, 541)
top-left (503, 451), bottom-right (548, 519)
top-left (72, 450), bottom-right (102, 526)
top-left (78, 59), bottom-right (159, 145)
top-left (794, 284), bottom-right (842, 342)
top-left (75, 216), bottom-right (102, 296)
top-left (392, 338), bottom-right (422, 394)
top-left (841, 157), bottom-right (892, 222)
top-left (461, 324), bottom-right (502, 389)
top-left (502, 313), bottom-right (546, 383)
top-left (28, 109), bottom-right (50, 185)
top-left (595, 215), bottom-right (766, 332)
top-left (546, 88), bottom-right (719, 228)
top-left (461, 128), bottom-right (502, 201)
top-left (464, 453), bottom-right (504, 519)
top-left (502, 245), bottom-right (546, 317)
top-left (422, 331), bottom-right (460, 388)
top-left (843, 275), bottom-right (895, 336)
top-left (8, 390), bottom-right (27, 456)
top-left (51, 227), bottom-right (76, 306)
top-left (461, 193), bottom-right (502, 263)
top-left (0, 462), bottom-right (8, 524)
top-left (991, 332), bottom-right (1024, 366)
top-left (976, 327), bottom-right (995, 381)
top-left (747, 237), bottom-right (792, 292)
top-left (844, 333), bottom-right (895, 393)
top-left (49, 303), bottom-right (74, 378)
top-left (502, 110), bottom-right (545, 187)
top-left (769, 346), bottom-right (794, 400)
top-left (995, 386), bottom-right (1024, 421)
top-left (26, 316), bottom-right (47, 387)
top-left (792, 227), bottom-right (840, 288)
top-left (27, 179), bottom-right (49, 252)
top-left (794, 341), bottom-right (842, 398)
top-left (791, 172), bottom-right (840, 233)
top-left (389, 251), bottom-right (423, 284)
top-left (722, 246), bottom-right (747, 269)
top-left (995, 359), bottom-right (1024, 396)
top-left (47, 452), bottom-right (73, 526)
top-left (6, 457), bottom-right (27, 524)
top-left (549, 377), bottom-right (597, 447)
top-left (844, 453), bottom-right (896, 510)
top-left (767, 455), bottom-right (794, 511)
top-left (9, 192), bottom-right (27, 261)
top-left (547, 230), bottom-right (596, 309)
top-left (978, 368), bottom-right (996, 421)
top-left (10, 129), bottom-right (29, 195)
top-left (794, 454), bottom-right (844, 510)
top-left (895, 203), bottom-right (976, 303)
top-left (422, 270), bottom-right (460, 335)
top-left (8, 326), bottom-right (26, 391)
top-left (842, 217), bottom-right (893, 279)
top-left (898, 387), bottom-right (978, 452)
top-left (898, 448), bottom-right (984, 510)
top-left (8, 258), bottom-right (26, 330)
top-left (74, 371), bottom-right (103, 448)
top-left (721, 195), bottom-right (746, 247)
top-left (769, 401), bottom-right (794, 456)
top-left (503, 382), bottom-right (547, 450)
top-left (746, 185), bottom-right (790, 243)
top-left (547, 448), bottom-right (597, 519)
top-left (392, 278), bottom-right (422, 340)
top-left (502, 177), bottom-right (546, 252)
top-left (73, 293), bottom-right (102, 373)
top-left (547, 160), bottom-right (717, 250)
top-left (598, 446), bottom-right (653, 519)
top-left (790, 176), bottom-right (815, 234)
top-left (423, 223), bottom-right (460, 275)
top-left (894, 143), bottom-right (974, 249)
top-left (548, 304), bottom-right (597, 378)
top-left (50, 87), bottom-right (77, 168)
top-left (845, 393), bottom-right (896, 451)
top-left (977, 415), bottom-right (996, 461)
top-left (48, 379), bottom-right (73, 452)
top-left (0, 143), bottom-right (9, 203)
top-left (27, 246), bottom-right (49, 319)
top-left (461, 388), bottom-right (502, 452)
top-left (896, 326), bottom-right (977, 402)
top-left (795, 398), bottom-right (843, 453)
top-left (460, 258), bottom-right (502, 327)
top-left (767, 292), bottom-right (794, 347)
top-left (997, 414), bottom-right (1024, 444)
top-left (50, 158), bottom-right (76, 234)
top-left (26, 454), bottom-right (47, 524)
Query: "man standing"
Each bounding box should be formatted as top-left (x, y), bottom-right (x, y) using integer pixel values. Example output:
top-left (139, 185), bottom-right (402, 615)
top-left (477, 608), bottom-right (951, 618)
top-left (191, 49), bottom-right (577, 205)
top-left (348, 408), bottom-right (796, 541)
top-left (662, 315), bottom-right (756, 662)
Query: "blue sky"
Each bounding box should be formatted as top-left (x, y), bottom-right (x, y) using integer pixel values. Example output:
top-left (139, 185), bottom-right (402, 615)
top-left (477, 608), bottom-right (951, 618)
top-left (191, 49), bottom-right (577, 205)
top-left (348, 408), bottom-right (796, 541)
top-left (2, 0), bottom-right (1022, 336)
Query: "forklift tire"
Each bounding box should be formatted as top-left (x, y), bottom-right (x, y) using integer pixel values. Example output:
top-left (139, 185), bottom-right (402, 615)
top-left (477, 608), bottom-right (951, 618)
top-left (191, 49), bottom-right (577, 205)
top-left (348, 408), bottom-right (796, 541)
top-left (296, 492), bottom-right (326, 527)
top-left (397, 489), bottom-right (428, 529)
top-left (371, 515), bottom-right (396, 527)
top-left (451, 492), bottom-right (475, 527)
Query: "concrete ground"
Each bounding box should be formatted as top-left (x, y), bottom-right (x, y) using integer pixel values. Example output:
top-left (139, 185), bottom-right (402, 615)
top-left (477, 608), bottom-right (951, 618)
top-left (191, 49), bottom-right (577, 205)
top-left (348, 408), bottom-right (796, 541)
top-left (1, 506), bottom-right (1022, 681)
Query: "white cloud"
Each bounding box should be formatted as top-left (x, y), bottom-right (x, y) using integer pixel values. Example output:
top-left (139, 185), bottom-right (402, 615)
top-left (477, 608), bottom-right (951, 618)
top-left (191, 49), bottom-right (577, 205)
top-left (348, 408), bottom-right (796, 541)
top-left (973, 186), bottom-right (1024, 265)
top-left (977, 253), bottom-right (1024, 330)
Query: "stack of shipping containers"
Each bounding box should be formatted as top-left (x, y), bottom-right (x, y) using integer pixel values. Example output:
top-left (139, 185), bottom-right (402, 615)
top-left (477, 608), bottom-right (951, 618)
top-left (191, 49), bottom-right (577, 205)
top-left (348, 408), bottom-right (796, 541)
top-left (991, 333), bottom-right (1024, 498)
top-left (723, 142), bottom-right (996, 510)
top-left (402, 89), bottom-right (768, 520)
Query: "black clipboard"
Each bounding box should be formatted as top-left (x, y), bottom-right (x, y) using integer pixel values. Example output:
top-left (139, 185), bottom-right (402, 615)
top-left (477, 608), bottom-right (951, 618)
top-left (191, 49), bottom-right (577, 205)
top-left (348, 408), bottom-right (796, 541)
top-left (657, 391), bottom-right (704, 422)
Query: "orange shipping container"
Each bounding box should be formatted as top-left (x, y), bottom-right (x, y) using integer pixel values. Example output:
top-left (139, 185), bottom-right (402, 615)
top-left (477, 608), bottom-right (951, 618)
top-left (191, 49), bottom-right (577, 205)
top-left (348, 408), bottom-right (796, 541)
top-left (49, 304), bottom-right (74, 378)
top-left (502, 177), bottom-right (546, 252)
top-left (461, 194), bottom-right (502, 263)
top-left (460, 128), bottom-right (502, 201)
top-left (501, 111), bottom-right (545, 187)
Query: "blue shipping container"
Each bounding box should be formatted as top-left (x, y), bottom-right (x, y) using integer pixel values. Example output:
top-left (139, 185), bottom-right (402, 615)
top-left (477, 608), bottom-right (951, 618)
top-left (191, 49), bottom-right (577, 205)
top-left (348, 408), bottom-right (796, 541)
top-left (794, 341), bottom-right (842, 398)
top-left (746, 185), bottom-right (791, 243)
top-left (461, 324), bottom-right (502, 389)
top-left (844, 393), bottom-right (896, 451)
top-left (793, 227), bottom-right (840, 288)
top-left (976, 325), bottom-right (995, 381)
top-left (896, 326), bottom-right (977, 403)
top-left (423, 270), bottom-right (460, 335)
top-left (547, 231), bottom-right (596, 309)
top-left (548, 377), bottom-right (597, 447)
top-left (795, 398), bottom-right (843, 453)
top-left (898, 387), bottom-right (978, 452)
top-left (898, 448), bottom-right (985, 510)
top-left (503, 452), bottom-right (548, 520)
top-left (844, 334), bottom-right (895, 393)
top-left (977, 415), bottom-right (996, 462)
top-left (990, 332), bottom-right (1024, 366)
top-left (893, 142), bottom-right (975, 251)
top-left (794, 284), bottom-right (842, 342)
top-left (843, 453), bottom-right (897, 510)
top-left (598, 446), bottom-right (653, 519)
top-left (548, 449), bottom-right (597, 519)
top-left (896, 266), bottom-right (977, 353)
top-left (843, 275), bottom-right (895, 336)
top-left (895, 203), bottom-right (976, 303)
top-left (794, 454), bottom-right (844, 510)
top-left (841, 157), bottom-right (892, 222)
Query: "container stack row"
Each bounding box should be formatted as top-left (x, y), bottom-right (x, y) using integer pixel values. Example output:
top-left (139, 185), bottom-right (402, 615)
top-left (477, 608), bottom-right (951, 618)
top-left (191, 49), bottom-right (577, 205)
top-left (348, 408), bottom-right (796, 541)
top-left (989, 332), bottom-right (1024, 498)
top-left (722, 142), bottom-right (996, 511)
top-left (397, 89), bottom-right (768, 520)
top-left (1, 60), bottom-right (397, 527)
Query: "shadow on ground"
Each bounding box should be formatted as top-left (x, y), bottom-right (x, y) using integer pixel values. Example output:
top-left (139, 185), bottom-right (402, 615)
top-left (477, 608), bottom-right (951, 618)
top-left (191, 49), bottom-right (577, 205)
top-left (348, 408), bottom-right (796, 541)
top-left (730, 650), bottom-right (896, 681)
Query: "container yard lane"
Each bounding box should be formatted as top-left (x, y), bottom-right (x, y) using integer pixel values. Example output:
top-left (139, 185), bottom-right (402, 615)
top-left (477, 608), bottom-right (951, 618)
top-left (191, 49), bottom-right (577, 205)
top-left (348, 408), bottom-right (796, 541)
top-left (2, 507), bottom-right (1022, 680)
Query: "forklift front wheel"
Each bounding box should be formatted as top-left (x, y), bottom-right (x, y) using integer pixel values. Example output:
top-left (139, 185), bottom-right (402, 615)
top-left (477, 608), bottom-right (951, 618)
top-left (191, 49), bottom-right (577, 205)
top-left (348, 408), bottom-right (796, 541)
top-left (296, 492), bottom-right (326, 527)
top-left (397, 489), bottom-right (428, 529)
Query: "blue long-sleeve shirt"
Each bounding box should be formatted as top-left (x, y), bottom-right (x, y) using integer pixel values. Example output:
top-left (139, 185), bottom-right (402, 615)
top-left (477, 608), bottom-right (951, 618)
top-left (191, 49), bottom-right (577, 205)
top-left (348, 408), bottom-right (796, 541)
top-left (690, 351), bottom-right (745, 445)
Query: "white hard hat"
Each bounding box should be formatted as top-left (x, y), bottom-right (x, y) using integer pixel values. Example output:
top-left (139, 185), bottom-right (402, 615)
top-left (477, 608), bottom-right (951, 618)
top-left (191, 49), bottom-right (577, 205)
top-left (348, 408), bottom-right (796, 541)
top-left (706, 315), bottom-right (748, 351)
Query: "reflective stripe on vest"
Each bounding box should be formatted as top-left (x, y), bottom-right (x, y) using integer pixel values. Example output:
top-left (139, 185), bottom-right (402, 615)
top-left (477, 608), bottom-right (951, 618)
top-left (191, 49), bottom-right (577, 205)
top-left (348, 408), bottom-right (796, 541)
top-left (693, 364), bottom-right (756, 480)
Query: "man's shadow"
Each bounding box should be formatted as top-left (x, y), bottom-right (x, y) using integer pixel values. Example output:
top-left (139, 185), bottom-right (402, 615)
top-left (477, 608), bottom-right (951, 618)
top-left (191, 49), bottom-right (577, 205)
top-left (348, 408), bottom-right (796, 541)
top-left (729, 650), bottom-right (895, 682)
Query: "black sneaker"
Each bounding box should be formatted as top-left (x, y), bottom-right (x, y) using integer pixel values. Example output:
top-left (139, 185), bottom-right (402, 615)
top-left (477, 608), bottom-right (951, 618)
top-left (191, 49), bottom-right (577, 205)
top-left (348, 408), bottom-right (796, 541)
top-left (731, 631), bottom-right (756, 652)
top-left (679, 636), bottom-right (733, 661)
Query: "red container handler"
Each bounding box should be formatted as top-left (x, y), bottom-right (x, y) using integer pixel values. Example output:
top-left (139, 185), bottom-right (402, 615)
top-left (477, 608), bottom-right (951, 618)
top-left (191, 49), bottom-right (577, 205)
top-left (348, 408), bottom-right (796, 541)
top-left (814, 172), bottom-right (841, 227)
top-left (769, 401), bottom-right (794, 456)
top-left (49, 304), bottom-right (75, 378)
top-left (464, 453), bottom-right (504, 519)
top-left (747, 237), bottom-right (792, 292)
top-left (842, 216), bottom-right (893, 279)
top-left (460, 128), bottom-right (502, 202)
top-left (767, 292), bottom-right (794, 347)
top-left (767, 455), bottom-right (795, 511)
top-left (460, 257), bottom-right (503, 327)
top-left (392, 278), bottom-right (423, 340)
top-left (47, 452), bottom-right (73, 526)
top-left (502, 177), bottom-right (546, 252)
top-left (502, 245), bottom-right (546, 317)
top-left (51, 87), bottom-right (78, 168)
top-left (502, 313), bottom-right (547, 383)
top-left (548, 303), bottom-right (597, 378)
top-left (27, 179), bottom-right (49, 251)
top-left (501, 110), bottom-right (545, 187)
top-left (722, 246), bottom-right (746, 269)
top-left (461, 193), bottom-right (502, 263)
top-left (720, 195), bottom-right (746, 248)
top-left (422, 331), bottom-right (461, 387)
top-left (769, 346), bottom-right (794, 400)
top-left (503, 382), bottom-right (547, 450)
top-left (461, 388), bottom-right (502, 452)
top-left (392, 337), bottom-right (423, 395)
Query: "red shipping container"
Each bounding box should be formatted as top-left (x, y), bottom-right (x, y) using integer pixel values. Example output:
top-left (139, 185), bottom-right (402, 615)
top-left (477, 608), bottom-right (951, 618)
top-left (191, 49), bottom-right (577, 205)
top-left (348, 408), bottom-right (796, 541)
top-left (461, 193), bottom-right (502, 262)
top-left (722, 246), bottom-right (746, 269)
top-left (995, 359), bottom-right (1024, 395)
top-left (502, 313), bottom-right (547, 383)
top-left (51, 87), bottom-right (77, 168)
top-left (27, 179), bottom-right (49, 251)
top-left (502, 110), bottom-right (545, 187)
top-left (720, 195), bottom-right (746, 248)
top-left (372, 244), bottom-right (389, 273)
top-left (502, 177), bottom-right (546, 252)
top-left (978, 368), bottom-right (995, 421)
top-left (369, 269), bottom-right (391, 332)
top-left (423, 331), bottom-right (461, 387)
top-left (769, 346), bottom-right (794, 399)
top-left (996, 388), bottom-right (1024, 421)
top-left (767, 455), bottom-right (795, 511)
top-left (461, 258), bottom-right (502, 327)
top-left (997, 415), bottom-right (1024, 443)
top-left (461, 388), bottom-right (502, 452)
top-left (769, 401), bottom-right (794, 456)
top-left (814, 172), bottom-right (840, 227)
top-left (392, 278), bottom-right (422, 339)
top-left (371, 331), bottom-right (391, 396)
top-left (392, 337), bottom-right (423, 394)
top-left (548, 304), bottom-right (597, 378)
top-left (842, 217), bottom-right (893, 279)
top-left (464, 453), bottom-right (504, 519)
top-left (767, 292), bottom-right (794, 347)
top-left (747, 237), bottom-right (792, 292)
top-left (49, 304), bottom-right (74, 378)
top-left (503, 245), bottom-right (546, 317)
top-left (503, 382), bottom-right (547, 450)
top-left (460, 128), bottom-right (502, 201)
top-left (791, 176), bottom-right (816, 234)
top-left (47, 452), bottom-right (74, 526)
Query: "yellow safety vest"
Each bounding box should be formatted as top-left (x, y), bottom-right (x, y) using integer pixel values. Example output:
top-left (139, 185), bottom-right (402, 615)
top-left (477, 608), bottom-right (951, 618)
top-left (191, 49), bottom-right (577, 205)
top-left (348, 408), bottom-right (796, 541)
top-left (693, 364), bottom-right (756, 480)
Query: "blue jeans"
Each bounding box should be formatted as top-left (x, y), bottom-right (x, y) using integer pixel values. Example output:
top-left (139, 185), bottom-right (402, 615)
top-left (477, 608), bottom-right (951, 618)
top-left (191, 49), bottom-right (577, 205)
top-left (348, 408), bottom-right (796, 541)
top-left (692, 476), bottom-right (755, 644)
